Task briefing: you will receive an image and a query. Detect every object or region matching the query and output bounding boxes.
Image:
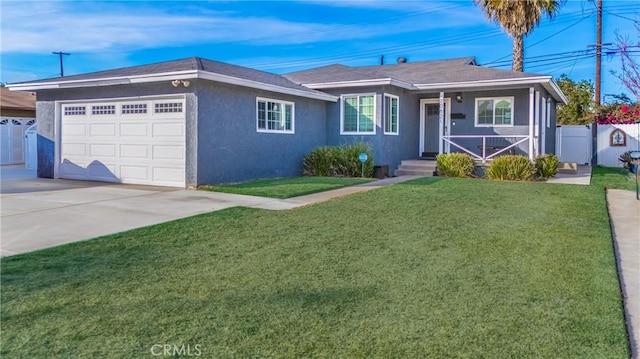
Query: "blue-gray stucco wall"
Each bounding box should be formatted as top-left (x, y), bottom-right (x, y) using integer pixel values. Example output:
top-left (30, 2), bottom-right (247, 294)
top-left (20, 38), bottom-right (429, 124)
top-left (322, 86), bottom-right (420, 176)
top-left (194, 81), bottom-right (328, 184)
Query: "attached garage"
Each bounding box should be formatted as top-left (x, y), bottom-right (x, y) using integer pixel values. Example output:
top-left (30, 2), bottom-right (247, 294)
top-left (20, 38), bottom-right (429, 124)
top-left (59, 97), bottom-right (186, 187)
top-left (7, 57), bottom-right (337, 187)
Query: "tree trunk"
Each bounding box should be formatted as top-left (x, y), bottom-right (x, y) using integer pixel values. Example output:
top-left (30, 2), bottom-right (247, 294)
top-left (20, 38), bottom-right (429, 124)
top-left (512, 35), bottom-right (524, 72)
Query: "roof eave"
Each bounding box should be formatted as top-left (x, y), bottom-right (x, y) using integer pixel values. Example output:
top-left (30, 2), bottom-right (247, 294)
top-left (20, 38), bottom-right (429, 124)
top-left (6, 70), bottom-right (199, 91)
top-left (6, 70), bottom-right (337, 102)
top-left (414, 76), bottom-right (568, 104)
top-left (196, 71), bottom-right (337, 102)
top-left (302, 78), bottom-right (416, 90)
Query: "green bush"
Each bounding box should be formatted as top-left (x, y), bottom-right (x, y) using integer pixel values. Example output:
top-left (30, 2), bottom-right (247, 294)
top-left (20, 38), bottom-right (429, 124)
top-left (302, 146), bottom-right (336, 177)
top-left (485, 155), bottom-right (535, 181)
top-left (436, 153), bottom-right (476, 178)
top-left (303, 142), bottom-right (373, 177)
top-left (535, 154), bottom-right (559, 179)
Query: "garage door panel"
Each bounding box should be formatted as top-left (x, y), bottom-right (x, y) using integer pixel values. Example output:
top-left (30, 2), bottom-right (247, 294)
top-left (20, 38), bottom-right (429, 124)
top-left (120, 123), bottom-right (149, 136)
top-left (63, 124), bottom-right (87, 136)
top-left (120, 166), bottom-right (150, 181)
top-left (87, 162), bottom-right (118, 179)
top-left (153, 167), bottom-right (184, 183)
top-left (89, 144), bottom-right (117, 158)
top-left (90, 123), bottom-right (116, 136)
top-left (61, 160), bottom-right (87, 176)
top-left (153, 145), bottom-right (184, 160)
top-left (63, 143), bottom-right (87, 156)
top-left (120, 144), bottom-right (148, 159)
top-left (60, 98), bottom-right (185, 187)
top-left (152, 123), bottom-right (183, 137)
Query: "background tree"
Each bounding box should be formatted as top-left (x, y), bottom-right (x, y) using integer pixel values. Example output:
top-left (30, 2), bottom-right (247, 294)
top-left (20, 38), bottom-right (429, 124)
top-left (556, 74), bottom-right (594, 125)
top-left (474, 0), bottom-right (565, 72)
top-left (611, 20), bottom-right (640, 101)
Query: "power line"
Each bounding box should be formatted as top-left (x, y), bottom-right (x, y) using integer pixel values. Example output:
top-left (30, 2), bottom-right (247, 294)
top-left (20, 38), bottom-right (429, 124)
top-left (482, 13), bottom-right (593, 66)
top-left (603, 10), bottom-right (639, 22)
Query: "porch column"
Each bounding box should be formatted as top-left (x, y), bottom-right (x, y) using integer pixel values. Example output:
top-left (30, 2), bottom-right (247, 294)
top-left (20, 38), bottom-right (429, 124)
top-left (528, 87), bottom-right (535, 161)
top-left (438, 91), bottom-right (444, 154)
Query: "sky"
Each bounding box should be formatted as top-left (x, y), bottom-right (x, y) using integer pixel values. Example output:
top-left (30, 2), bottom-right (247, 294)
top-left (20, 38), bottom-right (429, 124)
top-left (1, 0), bottom-right (638, 101)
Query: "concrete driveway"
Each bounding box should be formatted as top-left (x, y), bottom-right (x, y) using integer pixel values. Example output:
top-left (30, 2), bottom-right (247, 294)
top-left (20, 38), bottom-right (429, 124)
top-left (0, 166), bottom-right (302, 257)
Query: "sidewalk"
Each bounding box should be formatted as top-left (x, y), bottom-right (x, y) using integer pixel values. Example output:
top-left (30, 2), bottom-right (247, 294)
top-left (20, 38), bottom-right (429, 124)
top-left (546, 165), bottom-right (592, 185)
top-left (607, 189), bottom-right (640, 359)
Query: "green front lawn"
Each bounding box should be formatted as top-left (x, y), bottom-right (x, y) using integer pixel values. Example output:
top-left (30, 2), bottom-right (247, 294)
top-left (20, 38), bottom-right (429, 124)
top-left (203, 176), bottom-right (373, 198)
top-left (1, 178), bottom-right (628, 358)
top-left (591, 166), bottom-right (637, 192)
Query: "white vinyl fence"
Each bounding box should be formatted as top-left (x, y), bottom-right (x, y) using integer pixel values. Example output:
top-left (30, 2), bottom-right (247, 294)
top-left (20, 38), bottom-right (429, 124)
top-left (556, 125), bottom-right (592, 165)
top-left (597, 123), bottom-right (640, 167)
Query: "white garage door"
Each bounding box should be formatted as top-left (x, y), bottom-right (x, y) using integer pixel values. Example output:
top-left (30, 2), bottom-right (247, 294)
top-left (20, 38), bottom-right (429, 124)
top-left (60, 98), bottom-right (186, 187)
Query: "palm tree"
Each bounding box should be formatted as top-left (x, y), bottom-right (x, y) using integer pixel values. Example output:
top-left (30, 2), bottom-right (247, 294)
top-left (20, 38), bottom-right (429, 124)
top-left (474, 0), bottom-right (564, 72)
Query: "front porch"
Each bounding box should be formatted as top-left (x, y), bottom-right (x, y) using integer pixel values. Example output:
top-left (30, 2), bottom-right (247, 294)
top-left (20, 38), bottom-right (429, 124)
top-left (418, 87), bottom-right (550, 164)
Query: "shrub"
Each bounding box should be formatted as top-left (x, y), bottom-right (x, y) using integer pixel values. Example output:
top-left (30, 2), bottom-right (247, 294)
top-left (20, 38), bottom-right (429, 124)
top-left (436, 153), bottom-right (475, 178)
top-left (303, 142), bottom-right (373, 177)
top-left (302, 146), bottom-right (336, 177)
top-left (619, 151), bottom-right (634, 170)
top-left (485, 155), bottom-right (535, 181)
top-left (535, 154), bottom-right (559, 179)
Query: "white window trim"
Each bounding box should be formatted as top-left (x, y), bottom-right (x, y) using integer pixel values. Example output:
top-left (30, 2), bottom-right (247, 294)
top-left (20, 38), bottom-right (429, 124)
top-left (340, 93), bottom-right (376, 135)
top-left (383, 93), bottom-right (399, 135)
top-left (474, 96), bottom-right (515, 127)
top-left (546, 97), bottom-right (551, 128)
top-left (256, 97), bottom-right (295, 134)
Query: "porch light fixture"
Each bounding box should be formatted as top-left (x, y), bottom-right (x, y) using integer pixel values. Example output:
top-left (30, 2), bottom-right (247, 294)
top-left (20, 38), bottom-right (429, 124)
top-left (171, 80), bottom-right (191, 88)
top-left (455, 92), bottom-right (463, 103)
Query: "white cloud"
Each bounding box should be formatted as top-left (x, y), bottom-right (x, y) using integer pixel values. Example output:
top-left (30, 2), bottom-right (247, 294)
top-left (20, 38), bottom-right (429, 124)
top-left (0, 1), bottom-right (486, 54)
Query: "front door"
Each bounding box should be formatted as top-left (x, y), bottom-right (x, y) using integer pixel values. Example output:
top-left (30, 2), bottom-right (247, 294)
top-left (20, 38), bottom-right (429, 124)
top-left (421, 100), bottom-right (450, 157)
top-left (424, 103), bottom-right (442, 155)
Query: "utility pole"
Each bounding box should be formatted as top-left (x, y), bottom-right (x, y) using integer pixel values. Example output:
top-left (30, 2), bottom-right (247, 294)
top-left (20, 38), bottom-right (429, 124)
top-left (52, 51), bottom-right (70, 77)
top-left (595, 0), bottom-right (603, 107)
top-left (586, 0), bottom-right (611, 165)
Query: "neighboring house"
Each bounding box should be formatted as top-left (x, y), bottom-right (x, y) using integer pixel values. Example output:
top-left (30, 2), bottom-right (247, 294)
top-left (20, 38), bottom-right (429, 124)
top-left (7, 56), bottom-right (567, 187)
top-left (1, 87), bottom-right (36, 165)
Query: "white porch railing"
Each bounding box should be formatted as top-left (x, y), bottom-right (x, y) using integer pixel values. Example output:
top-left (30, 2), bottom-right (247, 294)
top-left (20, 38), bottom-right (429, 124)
top-left (442, 135), bottom-right (531, 163)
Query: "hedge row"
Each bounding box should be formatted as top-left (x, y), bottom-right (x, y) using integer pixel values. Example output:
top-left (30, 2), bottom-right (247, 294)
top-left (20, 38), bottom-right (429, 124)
top-left (436, 153), bottom-right (559, 181)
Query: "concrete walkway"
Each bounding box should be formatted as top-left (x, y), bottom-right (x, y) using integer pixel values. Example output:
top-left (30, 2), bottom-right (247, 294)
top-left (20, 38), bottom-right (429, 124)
top-left (607, 189), bottom-right (640, 359)
top-left (546, 165), bottom-right (592, 185)
top-left (1, 166), bottom-right (421, 257)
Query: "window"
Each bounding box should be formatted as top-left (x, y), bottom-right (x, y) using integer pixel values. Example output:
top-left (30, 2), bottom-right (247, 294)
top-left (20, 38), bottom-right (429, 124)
top-left (256, 98), bottom-right (294, 133)
top-left (122, 103), bottom-right (147, 114)
top-left (384, 94), bottom-right (399, 135)
top-left (342, 94), bottom-right (375, 134)
top-left (92, 105), bottom-right (115, 115)
top-left (155, 102), bottom-right (183, 113)
top-left (64, 106), bottom-right (86, 116)
top-left (475, 97), bottom-right (513, 126)
top-left (426, 104), bottom-right (439, 116)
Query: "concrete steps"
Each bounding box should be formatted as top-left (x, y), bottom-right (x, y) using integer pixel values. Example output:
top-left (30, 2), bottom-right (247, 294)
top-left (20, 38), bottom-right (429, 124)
top-left (394, 160), bottom-right (437, 177)
top-left (558, 162), bottom-right (578, 174)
